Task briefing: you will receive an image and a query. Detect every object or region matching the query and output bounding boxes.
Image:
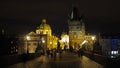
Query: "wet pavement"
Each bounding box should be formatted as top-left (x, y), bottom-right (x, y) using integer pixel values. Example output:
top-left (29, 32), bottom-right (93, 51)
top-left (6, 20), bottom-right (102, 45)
top-left (6, 52), bottom-right (104, 68)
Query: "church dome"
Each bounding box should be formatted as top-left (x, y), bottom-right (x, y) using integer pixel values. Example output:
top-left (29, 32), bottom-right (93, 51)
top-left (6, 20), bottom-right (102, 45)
top-left (38, 19), bottom-right (51, 30)
top-left (36, 19), bottom-right (52, 36)
top-left (39, 23), bottom-right (51, 30)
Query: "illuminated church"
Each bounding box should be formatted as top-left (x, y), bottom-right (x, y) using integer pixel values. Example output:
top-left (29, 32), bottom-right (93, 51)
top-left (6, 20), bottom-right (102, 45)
top-left (36, 19), bottom-right (58, 49)
top-left (23, 19), bottom-right (58, 54)
top-left (36, 19), bottom-right (52, 36)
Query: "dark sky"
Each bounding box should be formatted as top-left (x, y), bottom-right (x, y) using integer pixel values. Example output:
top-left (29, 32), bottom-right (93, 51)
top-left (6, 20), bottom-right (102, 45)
top-left (0, 0), bottom-right (120, 35)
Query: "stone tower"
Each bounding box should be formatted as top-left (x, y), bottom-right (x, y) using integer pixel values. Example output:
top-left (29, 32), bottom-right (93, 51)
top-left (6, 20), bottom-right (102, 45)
top-left (68, 6), bottom-right (85, 49)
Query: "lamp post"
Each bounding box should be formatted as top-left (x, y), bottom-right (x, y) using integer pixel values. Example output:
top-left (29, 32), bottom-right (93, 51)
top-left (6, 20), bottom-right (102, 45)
top-left (50, 41), bottom-right (52, 50)
top-left (41, 37), bottom-right (46, 55)
top-left (91, 36), bottom-right (96, 52)
top-left (91, 36), bottom-right (96, 45)
top-left (91, 36), bottom-right (95, 41)
top-left (26, 35), bottom-right (31, 54)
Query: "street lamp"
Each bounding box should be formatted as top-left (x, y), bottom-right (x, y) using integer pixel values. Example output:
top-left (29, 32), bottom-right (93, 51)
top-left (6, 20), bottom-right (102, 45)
top-left (26, 36), bottom-right (31, 40)
top-left (50, 42), bottom-right (52, 45)
top-left (81, 40), bottom-right (87, 46)
top-left (41, 37), bottom-right (45, 43)
top-left (91, 36), bottom-right (96, 51)
top-left (26, 35), bottom-right (31, 53)
top-left (42, 40), bottom-right (45, 43)
top-left (91, 36), bottom-right (95, 40)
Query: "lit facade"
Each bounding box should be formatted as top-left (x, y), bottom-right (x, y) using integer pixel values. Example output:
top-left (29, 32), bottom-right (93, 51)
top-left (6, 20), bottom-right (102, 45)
top-left (23, 19), bottom-right (58, 54)
top-left (24, 32), bottom-right (47, 54)
top-left (68, 6), bottom-right (96, 51)
top-left (48, 35), bottom-right (59, 50)
top-left (60, 33), bottom-right (69, 50)
top-left (84, 35), bottom-right (96, 51)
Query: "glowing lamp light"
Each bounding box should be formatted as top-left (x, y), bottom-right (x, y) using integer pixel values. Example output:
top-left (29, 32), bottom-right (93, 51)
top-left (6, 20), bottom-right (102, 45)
top-left (26, 36), bottom-right (31, 40)
top-left (50, 42), bottom-right (52, 44)
top-left (111, 51), bottom-right (114, 55)
top-left (55, 43), bottom-right (57, 45)
top-left (111, 51), bottom-right (118, 55)
top-left (62, 38), bottom-right (66, 42)
top-left (81, 40), bottom-right (87, 46)
top-left (61, 35), bottom-right (69, 43)
top-left (42, 40), bottom-right (45, 43)
top-left (91, 36), bottom-right (95, 40)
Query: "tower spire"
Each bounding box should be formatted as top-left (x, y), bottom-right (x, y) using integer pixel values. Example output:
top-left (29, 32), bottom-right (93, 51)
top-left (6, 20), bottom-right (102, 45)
top-left (70, 6), bottom-right (80, 21)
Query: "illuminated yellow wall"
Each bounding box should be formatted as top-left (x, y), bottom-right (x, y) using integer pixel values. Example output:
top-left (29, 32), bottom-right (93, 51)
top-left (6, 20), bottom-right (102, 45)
top-left (48, 35), bottom-right (59, 50)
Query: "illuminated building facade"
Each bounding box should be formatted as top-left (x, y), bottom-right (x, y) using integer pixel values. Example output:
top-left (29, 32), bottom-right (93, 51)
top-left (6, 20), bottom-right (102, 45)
top-left (24, 32), bottom-right (47, 54)
top-left (68, 6), bottom-right (96, 51)
top-left (23, 19), bottom-right (58, 54)
top-left (60, 32), bottom-right (69, 50)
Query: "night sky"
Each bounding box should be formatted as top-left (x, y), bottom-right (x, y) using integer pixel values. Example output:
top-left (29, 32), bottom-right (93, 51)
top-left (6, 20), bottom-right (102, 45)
top-left (0, 0), bottom-right (120, 35)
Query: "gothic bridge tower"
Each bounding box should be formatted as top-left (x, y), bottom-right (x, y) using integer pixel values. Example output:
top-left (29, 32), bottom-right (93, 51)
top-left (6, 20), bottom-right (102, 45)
top-left (68, 6), bottom-right (85, 49)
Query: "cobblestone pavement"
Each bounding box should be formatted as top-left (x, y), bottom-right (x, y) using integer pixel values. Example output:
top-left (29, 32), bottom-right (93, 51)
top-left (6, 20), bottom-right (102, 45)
top-left (7, 52), bottom-right (104, 68)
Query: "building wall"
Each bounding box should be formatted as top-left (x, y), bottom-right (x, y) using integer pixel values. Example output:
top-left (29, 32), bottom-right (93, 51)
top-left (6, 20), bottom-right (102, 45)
top-left (0, 35), bottom-right (19, 56)
top-left (23, 34), bottom-right (48, 54)
top-left (69, 20), bottom-right (85, 49)
top-left (99, 37), bottom-right (119, 56)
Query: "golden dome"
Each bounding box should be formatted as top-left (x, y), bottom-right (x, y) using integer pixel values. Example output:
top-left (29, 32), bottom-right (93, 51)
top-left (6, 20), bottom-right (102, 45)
top-left (38, 19), bottom-right (51, 30)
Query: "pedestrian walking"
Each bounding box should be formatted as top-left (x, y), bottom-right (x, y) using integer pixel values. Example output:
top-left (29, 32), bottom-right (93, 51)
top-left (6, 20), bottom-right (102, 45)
top-left (53, 48), bottom-right (57, 60)
top-left (77, 49), bottom-right (81, 57)
top-left (80, 48), bottom-right (84, 57)
top-left (59, 47), bottom-right (62, 58)
top-left (77, 48), bottom-right (84, 57)
top-left (64, 44), bottom-right (67, 51)
top-left (50, 50), bottom-right (53, 58)
top-left (46, 48), bottom-right (50, 57)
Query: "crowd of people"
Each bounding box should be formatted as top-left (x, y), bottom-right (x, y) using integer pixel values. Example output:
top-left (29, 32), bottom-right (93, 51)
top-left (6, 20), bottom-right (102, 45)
top-left (45, 45), bottom-right (84, 60)
top-left (35, 41), bottom-right (84, 61)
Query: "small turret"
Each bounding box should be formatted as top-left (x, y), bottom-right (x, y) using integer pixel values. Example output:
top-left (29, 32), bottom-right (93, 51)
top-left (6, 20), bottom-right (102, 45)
top-left (70, 6), bottom-right (80, 21)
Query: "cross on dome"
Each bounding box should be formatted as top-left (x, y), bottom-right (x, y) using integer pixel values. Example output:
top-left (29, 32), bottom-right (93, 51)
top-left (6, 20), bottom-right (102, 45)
top-left (42, 19), bottom-right (46, 24)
